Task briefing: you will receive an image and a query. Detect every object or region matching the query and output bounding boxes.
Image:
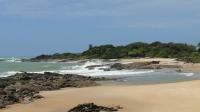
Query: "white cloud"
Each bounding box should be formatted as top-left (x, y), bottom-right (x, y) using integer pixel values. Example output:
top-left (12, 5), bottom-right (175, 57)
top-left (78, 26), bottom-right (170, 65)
top-left (0, 0), bottom-right (199, 28)
top-left (0, 0), bottom-right (198, 17)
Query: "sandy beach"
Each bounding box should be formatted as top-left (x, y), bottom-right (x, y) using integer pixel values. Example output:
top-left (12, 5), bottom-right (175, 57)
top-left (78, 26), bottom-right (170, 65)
top-left (182, 63), bottom-right (200, 72)
top-left (2, 80), bottom-right (200, 112)
top-left (1, 58), bottom-right (200, 112)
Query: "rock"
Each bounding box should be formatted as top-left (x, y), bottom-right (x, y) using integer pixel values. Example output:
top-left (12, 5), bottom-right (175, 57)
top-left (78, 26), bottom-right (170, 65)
top-left (122, 62), bottom-right (153, 69)
top-left (0, 89), bottom-right (6, 95)
top-left (85, 65), bottom-right (103, 70)
top-left (33, 95), bottom-right (44, 99)
top-left (2, 84), bottom-right (40, 105)
top-left (151, 61), bottom-right (160, 64)
top-left (110, 63), bottom-right (124, 70)
top-left (99, 68), bottom-right (111, 71)
top-left (0, 72), bottom-right (103, 109)
top-left (68, 103), bottom-right (122, 112)
top-left (176, 69), bottom-right (182, 72)
top-left (0, 79), bottom-right (14, 89)
top-left (0, 99), bottom-right (6, 109)
top-left (111, 62), bottom-right (153, 70)
top-left (111, 62), bottom-right (180, 70)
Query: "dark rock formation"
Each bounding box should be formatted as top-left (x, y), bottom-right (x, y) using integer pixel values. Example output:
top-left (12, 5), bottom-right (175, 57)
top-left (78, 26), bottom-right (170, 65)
top-left (111, 62), bottom-right (181, 70)
top-left (85, 64), bottom-right (111, 71)
top-left (111, 62), bottom-right (153, 70)
top-left (110, 63), bottom-right (125, 70)
top-left (0, 72), bottom-right (102, 109)
top-left (86, 65), bottom-right (104, 70)
top-left (151, 61), bottom-right (160, 64)
top-left (68, 103), bottom-right (122, 112)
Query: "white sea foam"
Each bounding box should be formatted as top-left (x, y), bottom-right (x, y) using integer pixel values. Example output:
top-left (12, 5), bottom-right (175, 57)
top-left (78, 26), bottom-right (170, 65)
top-left (179, 72), bottom-right (194, 77)
top-left (78, 70), bottom-right (155, 77)
top-left (0, 71), bottom-right (21, 77)
top-left (82, 60), bottom-right (103, 68)
top-left (56, 60), bottom-right (155, 76)
top-left (55, 68), bottom-right (155, 77)
top-left (0, 57), bottom-right (22, 63)
top-left (0, 69), bottom-right (155, 78)
top-left (0, 59), bottom-right (195, 78)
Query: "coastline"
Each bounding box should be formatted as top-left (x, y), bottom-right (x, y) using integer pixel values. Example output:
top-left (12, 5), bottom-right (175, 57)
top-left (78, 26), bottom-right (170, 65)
top-left (2, 80), bottom-right (200, 112)
top-left (1, 58), bottom-right (200, 112)
top-left (22, 57), bottom-right (200, 73)
top-left (25, 57), bottom-right (200, 73)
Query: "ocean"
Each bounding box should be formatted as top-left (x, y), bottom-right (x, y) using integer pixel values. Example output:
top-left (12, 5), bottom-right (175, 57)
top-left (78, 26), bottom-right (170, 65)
top-left (0, 57), bottom-right (200, 85)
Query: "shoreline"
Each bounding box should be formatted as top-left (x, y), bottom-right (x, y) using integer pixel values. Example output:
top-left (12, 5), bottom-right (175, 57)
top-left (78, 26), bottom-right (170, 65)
top-left (3, 57), bottom-right (199, 74)
top-left (2, 80), bottom-right (200, 112)
top-left (1, 58), bottom-right (200, 112)
top-left (24, 57), bottom-right (200, 73)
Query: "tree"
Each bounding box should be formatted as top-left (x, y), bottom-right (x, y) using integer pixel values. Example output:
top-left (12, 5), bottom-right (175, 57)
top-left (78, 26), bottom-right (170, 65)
top-left (198, 43), bottom-right (200, 47)
top-left (128, 49), bottom-right (144, 57)
top-left (32, 42), bottom-right (200, 63)
top-left (197, 43), bottom-right (200, 52)
top-left (89, 44), bottom-right (93, 50)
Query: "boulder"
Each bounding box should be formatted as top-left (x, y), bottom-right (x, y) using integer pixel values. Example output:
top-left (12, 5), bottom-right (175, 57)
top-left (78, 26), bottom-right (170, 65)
top-left (68, 103), bottom-right (122, 112)
top-left (0, 72), bottom-right (103, 109)
top-left (111, 62), bottom-right (180, 70)
top-left (110, 63), bottom-right (124, 70)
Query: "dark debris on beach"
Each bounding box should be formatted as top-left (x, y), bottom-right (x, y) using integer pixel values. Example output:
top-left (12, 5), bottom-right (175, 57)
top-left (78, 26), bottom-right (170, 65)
top-left (68, 103), bottom-right (122, 112)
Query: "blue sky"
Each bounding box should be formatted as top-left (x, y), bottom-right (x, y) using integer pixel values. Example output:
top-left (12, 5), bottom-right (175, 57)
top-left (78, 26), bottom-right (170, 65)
top-left (0, 0), bottom-right (200, 56)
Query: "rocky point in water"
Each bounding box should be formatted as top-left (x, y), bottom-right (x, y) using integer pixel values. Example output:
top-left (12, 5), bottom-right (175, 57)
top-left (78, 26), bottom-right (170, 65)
top-left (0, 72), bottom-right (105, 109)
top-left (111, 61), bottom-right (181, 70)
top-left (68, 103), bottom-right (122, 112)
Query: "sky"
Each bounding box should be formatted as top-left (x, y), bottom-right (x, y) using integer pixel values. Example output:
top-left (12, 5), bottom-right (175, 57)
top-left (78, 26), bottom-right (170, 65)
top-left (0, 0), bottom-right (200, 56)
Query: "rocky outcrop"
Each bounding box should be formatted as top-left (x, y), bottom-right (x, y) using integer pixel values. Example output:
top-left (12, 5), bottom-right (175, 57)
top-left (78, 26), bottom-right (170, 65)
top-left (111, 62), bottom-right (181, 70)
top-left (68, 103), bottom-right (122, 112)
top-left (0, 72), bottom-right (102, 109)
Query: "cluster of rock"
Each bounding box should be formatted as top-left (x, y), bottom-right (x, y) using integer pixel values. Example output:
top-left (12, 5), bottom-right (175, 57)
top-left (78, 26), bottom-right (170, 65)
top-left (111, 61), bottom-right (181, 70)
top-left (0, 72), bottom-right (101, 108)
top-left (68, 103), bottom-right (122, 112)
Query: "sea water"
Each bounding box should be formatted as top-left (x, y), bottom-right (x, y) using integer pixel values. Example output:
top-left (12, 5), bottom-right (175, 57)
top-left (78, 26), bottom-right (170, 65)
top-left (0, 57), bottom-right (200, 85)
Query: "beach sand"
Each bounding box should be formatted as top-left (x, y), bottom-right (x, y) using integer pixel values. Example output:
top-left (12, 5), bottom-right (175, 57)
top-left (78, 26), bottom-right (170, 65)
top-left (182, 63), bottom-right (200, 72)
top-left (2, 80), bottom-right (200, 112)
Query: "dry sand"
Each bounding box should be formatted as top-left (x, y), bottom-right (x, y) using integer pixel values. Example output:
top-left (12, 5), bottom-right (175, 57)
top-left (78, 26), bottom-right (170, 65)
top-left (2, 80), bottom-right (200, 112)
top-left (182, 63), bottom-right (200, 72)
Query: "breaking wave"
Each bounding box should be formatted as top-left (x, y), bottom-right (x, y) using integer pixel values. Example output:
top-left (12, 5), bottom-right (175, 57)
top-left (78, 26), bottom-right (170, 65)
top-left (179, 72), bottom-right (194, 77)
top-left (0, 57), bottom-right (22, 63)
top-left (0, 60), bottom-right (155, 77)
top-left (0, 59), bottom-right (196, 78)
top-left (0, 71), bottom-right (21, 77)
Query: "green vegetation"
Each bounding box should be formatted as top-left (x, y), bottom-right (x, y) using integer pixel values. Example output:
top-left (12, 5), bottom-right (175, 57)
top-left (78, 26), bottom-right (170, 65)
top-left (32, 42), bottom-right (200, 63)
